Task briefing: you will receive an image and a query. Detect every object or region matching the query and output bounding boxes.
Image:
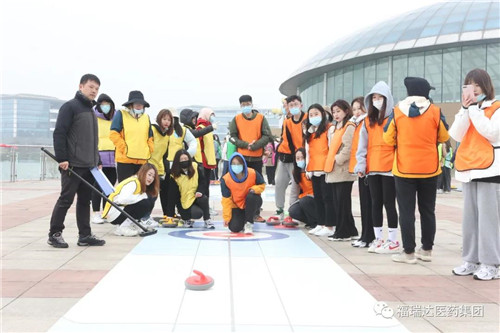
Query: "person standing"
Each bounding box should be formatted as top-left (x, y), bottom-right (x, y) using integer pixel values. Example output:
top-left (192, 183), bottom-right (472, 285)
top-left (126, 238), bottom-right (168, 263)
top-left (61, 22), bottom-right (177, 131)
top-left (384, 77), bottom-right (449, 264)
top-left (110, 91), bottom-right (154, 182)
top-left (194, 108), bottom-right (217, 197)
top-left (273, 95), bottom-right (305, 220)
top-left (48, 74), bottom-right (106, 248)
top-left (263, 140), bottom-right (277, 185)
top-left (91, 93), bottom-right (117, 224)
top-left (450, 68), bottom-right (500, 280)
top-left (437, 140), bottom-right (453, 193)
top-left (213, 134), bottom-right (222, 180)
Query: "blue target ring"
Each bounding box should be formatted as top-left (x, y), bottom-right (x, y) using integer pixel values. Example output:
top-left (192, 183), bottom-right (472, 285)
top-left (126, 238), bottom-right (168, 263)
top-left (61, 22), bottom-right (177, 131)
top-left (168, 230), bottom-right (289, 242)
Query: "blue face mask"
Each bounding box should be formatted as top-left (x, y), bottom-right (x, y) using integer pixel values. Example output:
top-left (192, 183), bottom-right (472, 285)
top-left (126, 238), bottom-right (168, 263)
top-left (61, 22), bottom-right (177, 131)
top-left (231, 164), bottom-right (244, 174)
top-left (290, 107), bottom-right (300, 116)
top-left (210, 115), bottom-right (215, 123)
top-left (309, 116), bottom-right (322, 127)
top-left (101, 104), bottom-right (111, 114)
top-left (476, 94), bottom-right (486, 102)
top-left (296, 160), bottom-right (306, 169)
top-left (241, 105), bottom-right (252, 115)
top-left (282, 107), bottom-right (287, 115)
top-left (133, 108), bottom-right (144, 115)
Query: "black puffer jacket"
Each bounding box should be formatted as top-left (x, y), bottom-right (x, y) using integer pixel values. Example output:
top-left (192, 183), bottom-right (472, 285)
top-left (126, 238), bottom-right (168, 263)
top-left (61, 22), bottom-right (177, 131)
top-left (53, 91), bottom-right (100, 167)
top-left (179, 108), bottom-right (214, 138)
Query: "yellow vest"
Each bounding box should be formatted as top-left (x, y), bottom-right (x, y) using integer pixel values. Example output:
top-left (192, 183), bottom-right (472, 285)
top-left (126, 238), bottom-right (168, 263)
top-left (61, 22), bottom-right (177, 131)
top-left (167, 127), bottom-right (187, 161)
top-left (102, 176), bottom-right (141, 218)
top-left (149, 126), bottom-right (170, 175)
top-left (172, 162), bottom-right (199, 209)
top-left (194, 124), bottom-right (216, 167)
top-left (121, 110), bottom-right (151, 160)
top-left (97, 117), bottom-right (115, 151)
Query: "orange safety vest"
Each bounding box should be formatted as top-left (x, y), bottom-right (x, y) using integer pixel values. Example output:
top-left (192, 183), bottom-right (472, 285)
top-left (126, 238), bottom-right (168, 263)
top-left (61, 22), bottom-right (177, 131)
top-left (234, 113), bottom-right (264, 157)
top-left (324, 122), bottom-right (355, 173)
top-left (365, 118), bottom-right (394, 173)
top-left (349, 121), bottom-right (363, 173)
top-left (222, 168), bottom-right (257, 209)
top-left (306, 124), bottom-right (331, 172)
top-left (278, 114), bottom-right (306, 155)
top-left (393, 104), bottom-right (441, 175)
top-left (298, 172), bottom-right (313, 198)
top-left (455, 101), bottom-right (500, 172)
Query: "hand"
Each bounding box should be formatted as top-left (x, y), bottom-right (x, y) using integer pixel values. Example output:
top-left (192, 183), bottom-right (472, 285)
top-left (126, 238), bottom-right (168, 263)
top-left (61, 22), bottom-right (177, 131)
top-left (223, 220), bottom-right (229, 227)
top-left (305, 172), bottom-right (312, 180)
top-left (249, 189), bottom-right (255, 194)
top-left (195, 192), bottom-right (202, 198)
top-left (59, 161), bottom-right (69, 170)
top-left (212, 122), bottom-right (218, 130)
top-left (462, 92), bottom-right (474, 108)
top-left (357, 172), bottom-right (365, 177)
top-left (98, 164), bottom-right (103, 170)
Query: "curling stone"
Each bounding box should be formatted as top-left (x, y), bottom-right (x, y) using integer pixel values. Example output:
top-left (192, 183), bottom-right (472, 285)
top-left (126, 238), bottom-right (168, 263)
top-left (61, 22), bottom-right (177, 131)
top-left (160, 216), bottom-right (178, 228)
top-left (282, 216), bottom-right (299, 227)
top-left (266, 216), bottom-right (281, 226)
top-left (185, 270), bottom-right (214, 291)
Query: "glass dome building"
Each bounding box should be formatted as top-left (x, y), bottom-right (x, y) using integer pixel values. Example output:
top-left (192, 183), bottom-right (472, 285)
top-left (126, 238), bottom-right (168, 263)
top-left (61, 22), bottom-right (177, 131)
top-left (279, 1), bottom-right (500, 113)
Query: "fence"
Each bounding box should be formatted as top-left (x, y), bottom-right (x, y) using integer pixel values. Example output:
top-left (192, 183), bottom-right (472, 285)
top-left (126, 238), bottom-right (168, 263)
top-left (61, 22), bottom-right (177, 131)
top-left (0, 145), bottom-right (60, 182)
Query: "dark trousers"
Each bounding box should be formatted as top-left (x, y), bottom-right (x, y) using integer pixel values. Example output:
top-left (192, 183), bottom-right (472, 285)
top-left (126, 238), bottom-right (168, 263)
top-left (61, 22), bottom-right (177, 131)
top-left (221, 160), bottom-right (229, 179)
top-left (117, 163), bottom-right (142, 182)
top-left (358, 177), bottom-right (375, 243)
top-left (168, 178), bottom-right (210, 221)
top-left (394, 176), bottom-right (438, 254)
top-left (288, 196), bottom-right (317, 227)
top-left (332, 181), bottom-right (358, 238)
top-left (266, 165), bottom-right (276, 185)
top-left (367, 175), bottom-right (398, 228)
top-left (49, 167), bottom-right (93, 237)
top-left (211, 159), bottom-right (220, 180)
top-left (437, 167), bottom-right (451, 192)
top-left (245, 159), bottom-right (263, 176)
top-left (228, 193), bottom-right (263, 232)
top-left (91, 167), bottom-right (117, 211)
top-left (311, 175), bottom-right (335, 226)
top-left (165, 177), bottom-right (183, 217)
top-left (203, 167), bottom-right (212, 198)
top-left (111, 198), bottom-right (155, 225)
top-left (159, 175), bottom-right (169, 215)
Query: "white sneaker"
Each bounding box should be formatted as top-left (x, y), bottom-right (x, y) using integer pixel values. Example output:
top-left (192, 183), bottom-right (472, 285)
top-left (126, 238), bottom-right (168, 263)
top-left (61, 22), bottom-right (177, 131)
top-left (368, 239), bottom-right (384, 253)
top-left (244, 222), bottom-right (253, 234)
top-left (473, 264), bottom-right (499, 281)
top-left (315, 227), bottom-right (334, 237)
top-left (375, 240), bottom-right (400, 254)
top-left (113, 223), bottom-right (139, 237)
top-left (204, 219), bottom-right (215, 229)
top-left (91, 212), bottom-right (105, 224)
top-left (453, 261), bottom-right (480, 276)
top-left (140, 217), bottom-right (159, 230)
top-left (437, 189), bottom-right (443, 194)
top-left (308, 225), bottom-right (323, 235)
top-left (209, 208), bottom-right (218, 216)
top-left (391, 252), bottom-right (417, 264)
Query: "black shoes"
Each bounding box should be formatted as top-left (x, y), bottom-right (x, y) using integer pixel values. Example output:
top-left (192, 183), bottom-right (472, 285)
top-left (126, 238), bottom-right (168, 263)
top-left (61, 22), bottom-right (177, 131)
top-left (47, 232), bottom-right (69, 248)
top-left (77, 234), bottom-right (106, 246)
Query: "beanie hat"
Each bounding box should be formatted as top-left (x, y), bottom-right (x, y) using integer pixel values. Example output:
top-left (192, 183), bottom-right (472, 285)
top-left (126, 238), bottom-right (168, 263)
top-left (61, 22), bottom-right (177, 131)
top-left (404, 77), bottom-right (435, 99)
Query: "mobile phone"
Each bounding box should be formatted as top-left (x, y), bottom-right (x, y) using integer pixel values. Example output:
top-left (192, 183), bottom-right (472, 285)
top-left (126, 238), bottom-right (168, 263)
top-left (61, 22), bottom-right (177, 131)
top-left (462, 85), bottom-right (476, 103)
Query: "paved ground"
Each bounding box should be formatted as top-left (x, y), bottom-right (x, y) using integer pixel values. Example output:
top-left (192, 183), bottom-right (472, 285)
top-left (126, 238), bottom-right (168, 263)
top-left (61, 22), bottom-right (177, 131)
top-left (1, 179), bottom-right (499, 332)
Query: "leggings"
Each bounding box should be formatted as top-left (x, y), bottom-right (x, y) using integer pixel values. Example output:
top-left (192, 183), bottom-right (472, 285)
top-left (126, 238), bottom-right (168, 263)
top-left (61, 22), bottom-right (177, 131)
top-left (367, 175), bottom-right (398, 228)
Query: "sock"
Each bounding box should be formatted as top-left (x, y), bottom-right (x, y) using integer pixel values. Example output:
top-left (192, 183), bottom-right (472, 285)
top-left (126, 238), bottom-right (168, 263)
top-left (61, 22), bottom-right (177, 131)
top-left (374, 227), bottom-right (383, 240)
top-left (388, 228), bottom-right (398, 242)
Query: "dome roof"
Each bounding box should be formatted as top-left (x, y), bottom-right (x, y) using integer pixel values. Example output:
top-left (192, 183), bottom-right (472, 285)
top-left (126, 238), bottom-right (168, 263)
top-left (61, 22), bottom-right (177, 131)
top-left (280, 1), bottom-right (499, 94)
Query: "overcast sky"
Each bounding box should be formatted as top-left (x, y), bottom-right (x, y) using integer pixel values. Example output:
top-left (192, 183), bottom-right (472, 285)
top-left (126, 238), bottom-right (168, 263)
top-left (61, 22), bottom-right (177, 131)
top-left (2, 0), bottom-right (442, 112)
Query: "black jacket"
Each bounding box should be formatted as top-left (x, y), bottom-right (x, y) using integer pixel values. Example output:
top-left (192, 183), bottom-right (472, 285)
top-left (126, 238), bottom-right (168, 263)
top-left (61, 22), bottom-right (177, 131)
top-left (179, 108), bottom-right (214, 138)
top-left (53, 91), bottom-right (100, 167)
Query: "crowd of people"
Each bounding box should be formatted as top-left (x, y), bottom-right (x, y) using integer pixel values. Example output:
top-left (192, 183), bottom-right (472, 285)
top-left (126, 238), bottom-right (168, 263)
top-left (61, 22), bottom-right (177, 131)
top-left (47, 69), bottom-right (499, 280)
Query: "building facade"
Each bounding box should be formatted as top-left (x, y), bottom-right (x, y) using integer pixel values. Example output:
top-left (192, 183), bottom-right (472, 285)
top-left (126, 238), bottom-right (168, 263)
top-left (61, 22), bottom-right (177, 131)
top-left (279, 1), bottom-right (499, 119)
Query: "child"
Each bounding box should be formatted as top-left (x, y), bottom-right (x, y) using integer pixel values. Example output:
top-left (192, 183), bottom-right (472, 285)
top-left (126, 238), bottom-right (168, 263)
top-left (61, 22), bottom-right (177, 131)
top-left (263, 140), bottom-right (277, 185)
top-left (324, 99), bottom-right (358, 241)
top-left (305, 104), bottom-right (334, 237)
top-left (221, 152), bottom-right (266, 234)
top-left (450, 68), bottom-right (500, 280)
top-left (169, 150), bottom-right (213, 229)
top-left (355, 81), bottom-right (399, 254)
top-left (103, 163), bottom-right (160, 237)
top-left (288, 148), bottom-right (317, 228)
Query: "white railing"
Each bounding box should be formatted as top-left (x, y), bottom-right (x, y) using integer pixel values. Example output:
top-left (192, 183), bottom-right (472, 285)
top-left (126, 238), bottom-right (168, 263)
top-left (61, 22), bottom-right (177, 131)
top-left (0, 145), bottom-right (59, 182)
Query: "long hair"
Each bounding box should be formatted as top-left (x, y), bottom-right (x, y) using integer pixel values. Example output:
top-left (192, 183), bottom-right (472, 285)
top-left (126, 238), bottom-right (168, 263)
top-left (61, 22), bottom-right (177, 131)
top-left (304, 103), bottom-right (328, 142)
top-left (292, 147), bottom-right (306, 185)
top-left (331, 99), bottom-right (353, 127)
top-left (351, 96), bottom-right (366, 113)
top-left (156, 109), bottom-right (174, 135)
top-left (464, 68), bottom-right (495, 101)
top-left (367, 95), bottom-right (386, 127)
top-left (173, 117), bottom-right (184, 137)
top-left (171, 150), bottom-right (195, 179)
top-left (136, 163), bottom-right (159, 197)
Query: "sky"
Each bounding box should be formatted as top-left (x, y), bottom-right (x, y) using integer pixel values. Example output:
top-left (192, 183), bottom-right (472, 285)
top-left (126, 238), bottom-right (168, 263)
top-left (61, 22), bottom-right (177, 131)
top-left (2, 0), bottom-right (443, 113)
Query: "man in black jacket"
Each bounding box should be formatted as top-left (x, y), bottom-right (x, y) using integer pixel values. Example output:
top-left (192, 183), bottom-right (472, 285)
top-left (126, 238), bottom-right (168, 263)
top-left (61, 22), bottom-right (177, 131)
top-left (48, 74), bottom-right (106, 248)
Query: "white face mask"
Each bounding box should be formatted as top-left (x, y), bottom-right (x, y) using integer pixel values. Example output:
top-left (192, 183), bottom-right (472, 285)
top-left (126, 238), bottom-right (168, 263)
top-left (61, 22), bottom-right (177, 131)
top-left (373, 100), bottom-right (384, 110)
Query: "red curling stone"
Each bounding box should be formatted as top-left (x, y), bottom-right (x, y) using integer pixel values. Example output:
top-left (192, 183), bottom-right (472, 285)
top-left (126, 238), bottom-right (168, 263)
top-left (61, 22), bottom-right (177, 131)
top-left (185, 270), bottom-right (214, 291)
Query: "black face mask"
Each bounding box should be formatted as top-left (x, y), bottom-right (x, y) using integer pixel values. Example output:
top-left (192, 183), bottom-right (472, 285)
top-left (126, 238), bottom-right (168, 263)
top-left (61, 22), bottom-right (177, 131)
top-left (179, 161), bottom-right (190, 169)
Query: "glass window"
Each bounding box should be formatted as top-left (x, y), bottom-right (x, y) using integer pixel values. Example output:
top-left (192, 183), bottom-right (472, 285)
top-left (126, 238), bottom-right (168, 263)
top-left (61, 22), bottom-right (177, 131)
top-left (408, 52), bottom-right (424, 77)
top-left (442, 47), bottom-right (461, 102)
top-left (364, 61), bottom-right (376, 95)
top-left (425, 50), bottom-right (443, 103)
top-left (420, 25), bottom-right (441, 38)
top-left (376, 58), bottom-right (389, 83)
top-left (485, 19), bottom-right (499, 30)
top-left (353, 64), bottom-right (364, 99)
top-left (463, 20), bottom-right (485, 32)
top-left (326, 71), bottom-right (336, 105)
top-left (440, 22), bottom-right (462, 34)
top-left (343, 66), bottom-right (353, 103)
top-left (462, 45), bottom-right (486, 80)
top-left (486, 43), bottom-right (500, 99)
top-left (334, 69), bottom-right (343, 102)
top-left (392, 55), bottom-right (408, 103)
